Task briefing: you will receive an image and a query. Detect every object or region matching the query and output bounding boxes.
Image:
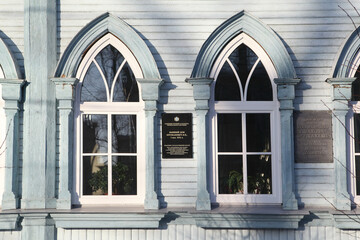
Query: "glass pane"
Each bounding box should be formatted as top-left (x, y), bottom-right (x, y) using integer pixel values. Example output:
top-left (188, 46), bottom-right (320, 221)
top-left (246, 113), bottom-right (271, 152)
top-left (83, 156), bottom-right (108, 195)
top-left (83, 114), bottom-right (108, 153)
top-left (112, 156), bottom-right (137, 195)
top-left (355, 114), bottom-right (360, 153)
top-left (353, 68), bottom-right (360, 101)
top-left (217, 114), bottom-right (242, 152)
top-left (218, 155), bottom-right (243, 194)
top-left (228, 44), bottom-right (258, 92)
top-left (112, 115), bottom-right (136, 153)
top-left (246, 61), bottom-right (273, 101)
top-left (81, 62), bottom-right (107, 102)
top-left (247, 155), bottom-right (272, 194)
top-left (215, 61), bottom-right (241, 101)
top-left (95, 44), bottom-right (125, 95)
top-left (113, 62), bottom-right (139, 102)
top-left (356, 156), bottom-right (360, 195)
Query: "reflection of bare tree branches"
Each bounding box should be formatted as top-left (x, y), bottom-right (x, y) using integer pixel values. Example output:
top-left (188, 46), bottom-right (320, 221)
top-left (81, 84), bottom-right (104, 102)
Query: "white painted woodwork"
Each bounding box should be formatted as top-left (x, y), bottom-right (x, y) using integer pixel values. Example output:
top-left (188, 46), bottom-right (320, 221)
top-left (57, 227), bottom-right (360, 240)
top-left (0, 84), bottom-right (5, 206)
top-left (0, 0), bottom-right (351, 210)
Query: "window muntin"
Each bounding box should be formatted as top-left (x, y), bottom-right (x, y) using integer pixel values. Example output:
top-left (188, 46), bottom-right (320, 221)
top-left (74, 34), bottom-right (145, 205)
top-left (210, 34), bottom-right (280, 204)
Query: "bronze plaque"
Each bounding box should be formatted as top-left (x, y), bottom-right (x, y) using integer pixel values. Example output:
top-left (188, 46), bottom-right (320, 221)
top-left (162, 113), bottom-right (193, 158)
top-left (294, 111), bottom-right (333, 163)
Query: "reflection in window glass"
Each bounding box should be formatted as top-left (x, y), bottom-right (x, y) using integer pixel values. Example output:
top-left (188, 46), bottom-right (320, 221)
top-left (247, 61), bottom-right (273, 101)
top-left (354, 114), bottom-right (360, 195)
top-left (247, 155), bottom-right (272, 194)
top-left (112, 115), bottom-right (136, 153)
top-left (218, 114), bottom-right (242, 152)
top-left (352, 68), bottom-right (360, 101)
top-left (95, 45), bottom-right (125, 93)
top-left (246, 113), bottom-right (271, 152)
top-left (83, 156), bottom-right (108, 195)
top-left (356, 156), bottom-right (360, 195)
top-left (112, 156), bottom-right (137, 195)
top-left (214, 40), bottom-right (276, 199)
top-left (215, 61), bottom-right (241, 101)
top-left (229, 44), bottom-right (257, 91)
top-left (113, 62), bottom-right (139, 102)
top-left (218, 155), bottom-right (243, 194)
top-left (78, 36), bottom-right (142, 202)
top-left (81, 44), bottom-right (139, 103)
top-left (83, 114), bottom-right (108, 153)
top-left (81, 62), bottom-right (107, 102)
top-left (355, 114), bottom-right (360, 153)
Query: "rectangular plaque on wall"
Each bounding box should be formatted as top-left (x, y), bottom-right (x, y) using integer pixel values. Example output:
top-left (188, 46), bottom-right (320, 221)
top-left (162, 113), bottom-right (192, 158)
top-left (294, 111), bottom-right (333, 163)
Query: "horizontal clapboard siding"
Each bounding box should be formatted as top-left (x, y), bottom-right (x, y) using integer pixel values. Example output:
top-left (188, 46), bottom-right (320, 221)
top-left (57, 226), bottom-right (360, 240)
top-left (55, 0), bottom-right (354, 207)
top-left (0, 0), bottom-right (24, 75)
top-left (295, 163), bottom-right (335, 207)
top-left (57, 0), bottom-right (358, 113)
top-left (0, 231), bottom-right (20, 240)
top-left (0, 0), bottom-right (354, 208)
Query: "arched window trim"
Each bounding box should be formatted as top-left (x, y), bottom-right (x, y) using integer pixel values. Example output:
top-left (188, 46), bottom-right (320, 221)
top-left (343, 51), bottom-right (360, 205)
top-left (327, 27), bottom-right (359, 210)
top-left (55, 12), bottom-right (160, 80)
top-left (73, 34), bottom-right (146, 205)
top-left (53, 14), bottom-right (162, 209)
top-left (187, 11), bottom-right (299, 210)
top-left (0, 38), bottom-right (21, 79)
top-left (0, 37), bottom-right (24, 210)
top-left (208, 33), bottom-right (282, 204)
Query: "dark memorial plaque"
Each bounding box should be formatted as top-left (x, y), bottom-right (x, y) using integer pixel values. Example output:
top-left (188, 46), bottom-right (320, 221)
top-left (294, 111), bottom-right (333, 163)
top-left (162, 113), bottom-right (192, 158)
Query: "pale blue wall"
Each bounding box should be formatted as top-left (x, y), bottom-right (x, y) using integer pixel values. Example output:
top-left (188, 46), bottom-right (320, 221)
top-left (0, 0), bottom-right (359, 239)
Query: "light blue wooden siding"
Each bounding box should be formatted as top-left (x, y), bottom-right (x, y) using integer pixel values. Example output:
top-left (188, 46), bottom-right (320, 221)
top-left (57, 0), bottom-right (358, 108)
top-left (0, 231), bottom-right (20, 240)
top-left (55, 0), bottom-right (354, 207)
top-left (0, 0), bottom-right (353, 208)
top-left (0, 1), bottom-right (24, 75)
top-left (295, 163), bottom-right (335, 207)
top-left (57, 226), bottom-right (360, 240)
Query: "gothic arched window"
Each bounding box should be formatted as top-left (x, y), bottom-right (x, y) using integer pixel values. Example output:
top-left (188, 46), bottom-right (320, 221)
top-left (210, 33), bottom-right (281, 204)
top-left (74, 34), bottom-right (145, 205)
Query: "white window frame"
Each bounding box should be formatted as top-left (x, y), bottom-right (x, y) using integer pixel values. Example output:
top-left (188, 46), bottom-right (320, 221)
top-left (209, 33), bottom-right (282, 204)
top-left (0, 66), bottom-right (5, 206)
top-left (73, 33), bottom-right (145, 205)
top-left (347, 52), bottom-right (360, 204)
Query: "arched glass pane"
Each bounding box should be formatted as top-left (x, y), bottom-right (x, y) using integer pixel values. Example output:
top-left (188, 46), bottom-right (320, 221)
top-left (228, 44), bottom-right (258, 92)
top-left (95, 44), bottom-right (125, 95)
top-left (352, 67), bottom-right (360, 101)
top-left (215, 61), bottom-right (241, 101)
top-left (246, 61), bottom-right (273, 101)
top-left (113, 62), bottom-right (139, 102)
top-left (81, 62), bottom-right (107, 102)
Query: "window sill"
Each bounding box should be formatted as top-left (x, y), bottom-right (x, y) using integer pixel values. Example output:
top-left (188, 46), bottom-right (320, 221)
top-left (190, 205), bottom-right (307, 229)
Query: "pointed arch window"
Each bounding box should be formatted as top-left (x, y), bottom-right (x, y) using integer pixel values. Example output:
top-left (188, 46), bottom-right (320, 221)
top-left (350, 65), bottom-right (360, 203)
top-left (74, 34), bottom-right (145, 205)
top-left (210, 34), bottom-right (281, 204)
